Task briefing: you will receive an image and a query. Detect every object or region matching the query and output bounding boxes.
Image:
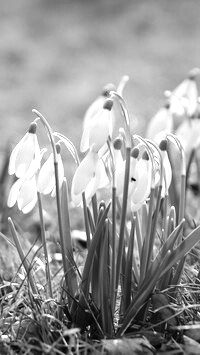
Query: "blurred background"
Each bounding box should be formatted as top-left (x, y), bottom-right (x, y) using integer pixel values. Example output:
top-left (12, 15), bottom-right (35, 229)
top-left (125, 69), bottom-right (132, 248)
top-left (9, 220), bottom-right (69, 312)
top-left (0, 0), bottom-right (200, 178)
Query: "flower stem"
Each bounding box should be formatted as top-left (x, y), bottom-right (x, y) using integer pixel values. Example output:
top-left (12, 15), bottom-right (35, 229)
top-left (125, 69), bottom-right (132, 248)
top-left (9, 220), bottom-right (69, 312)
top-left (32, 109), bottom-right (69, 293)
top-left (115, 147), bottom-right (131, 292)
top-left (37, 191), bottom-right (53, 298)
top-left (110, 186), bottom-right (116, 320)
top-left (82, 192), bottom-right (91, 248)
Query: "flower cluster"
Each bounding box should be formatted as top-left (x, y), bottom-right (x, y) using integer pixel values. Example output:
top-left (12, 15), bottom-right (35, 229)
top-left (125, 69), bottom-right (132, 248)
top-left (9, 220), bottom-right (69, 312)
top-left (9, 70), bottom-right (196, 215)
top-left (146, 67), bottom-right (200, 160)
top-left (8, 122), bottom-right (64, 213)
top-left (71, 79), bottom-right (173, 211)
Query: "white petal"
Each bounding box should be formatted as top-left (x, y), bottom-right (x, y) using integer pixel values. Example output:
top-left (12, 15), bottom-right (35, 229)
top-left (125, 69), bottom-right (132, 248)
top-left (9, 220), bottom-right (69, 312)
top-left (8, 133), bottom-right (28, 175)
top-left (176, 119), bottom-right (200, 154)
top-left (95, 158), bottom-right (109, 189)
top-left (71, 151), bottom-right (98, 197)
top-left (17, 177), bottom-right (37, 210)
top-left (131, 160), bottom-right (151, 205)
top-left (15, 134), bottom-right (36, 178)
top-left (7, 178), bottom-right (24, 208)
top-left (146, 107), bottom-right (173, 141)
top-left (38, 154), bottom-right (55, 194)
top-left (171, 78), bottom-right (198, 116)
top-left (80, 96), bottom-right (105, 153)
top-left (21, 194), bottom-right (37, 214)
top-left (89, 109), bottom-right (111, 152)
top-left (71, 191), bottom-right (83, 206)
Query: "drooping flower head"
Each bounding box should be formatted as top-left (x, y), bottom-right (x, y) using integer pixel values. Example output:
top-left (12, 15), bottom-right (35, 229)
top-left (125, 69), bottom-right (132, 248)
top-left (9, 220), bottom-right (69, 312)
top-left (175, 118), bottom-right (200, 160)
top-left (8, 122), bottom-right (40, 178)
top-left (146, 102), bottom-right (173, 143)
top-left (7, 148), bottom-right (47, 214)
top-left (168, 68), bottom-right (200, 119)
top-left (80, 98), bottom-right (114, 155)
top-left (80, 83), bottom-right (115, 153)
top-left (130, 150), bottom-right (152, 212)
top-left (38, 143), bottom-right (64, 197)
top-left (71, 150), bottom-right (108, 206)
top-left (7, 175), bottom-right (38, 214)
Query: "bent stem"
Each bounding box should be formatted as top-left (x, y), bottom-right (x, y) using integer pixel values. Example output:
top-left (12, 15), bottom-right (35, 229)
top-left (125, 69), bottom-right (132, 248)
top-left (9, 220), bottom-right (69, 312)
top-left (32, 109), bottom-right (69, 291)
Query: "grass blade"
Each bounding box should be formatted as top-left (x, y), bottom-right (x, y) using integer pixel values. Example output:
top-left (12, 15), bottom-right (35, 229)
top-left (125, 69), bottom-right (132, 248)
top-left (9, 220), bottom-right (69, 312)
top-left (8, 217), bottom-right (38, 295)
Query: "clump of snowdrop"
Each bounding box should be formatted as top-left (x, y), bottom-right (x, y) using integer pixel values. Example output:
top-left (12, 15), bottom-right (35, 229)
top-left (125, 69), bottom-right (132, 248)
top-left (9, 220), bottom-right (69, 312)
top-left (6, 72), bottom-right (200, 343)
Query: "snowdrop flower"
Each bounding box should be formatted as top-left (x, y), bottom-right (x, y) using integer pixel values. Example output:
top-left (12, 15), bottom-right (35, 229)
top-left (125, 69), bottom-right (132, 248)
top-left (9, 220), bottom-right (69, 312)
top-left (80, 83), bottom-right (115, 153)
top-left (80, 98), bottom-right (114, 154)
top-left (7, 148), bottom-right (47, 213)
top-left (169, 68), bottom-right (199, 118)
top-left (38, 143), bottom-right (64, 197)
top-left (130, 150), bottom-right (152, 212)
top-left (175, 118), bottom-right (200, 159)
top-left (7, 175), bottom-right (38, 214)
top-left (71, 150), bottom-right (108, 206)
top-left (114, 146), bottom-right (139, 198)
top-left (146, 103), bottom-right (173, 143)
top-left (8, 122), bottom-right (40, 178)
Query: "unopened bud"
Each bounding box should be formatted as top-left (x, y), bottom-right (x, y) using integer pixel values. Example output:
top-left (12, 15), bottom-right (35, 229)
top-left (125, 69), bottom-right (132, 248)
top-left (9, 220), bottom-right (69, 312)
top-left (159, 139), bottom-right (168, 151)
top-left (28, 122), bottom-right (37, 134)
top-left (103, 98), bottom-right (113, 111)
top-left (113, 137), bottom-right (123, 150)
top-left (131, 147), bottom-right (139, 159)
top-left (142, 150), bottom-right (149, 161)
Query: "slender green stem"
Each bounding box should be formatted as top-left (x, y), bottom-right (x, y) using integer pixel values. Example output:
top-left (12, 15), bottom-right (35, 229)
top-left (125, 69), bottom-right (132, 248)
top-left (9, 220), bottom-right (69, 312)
top-left (115, 147), bottom-right (131, 292)
top-left (139, 188), bottom-right (155, 285)
top-left (37, 191), bottom-right (53, 298)
top-left (32, 109), bottom-right (69, 291)
top-left (54, 161), bottom-right (69, 289)
top-left (135, 211), bottom-right (143, 257)
top-left (179, 174), bottom-right (186, 225)
top-left (82, 192), bottom-right (91, 247)
top-left (91, 194), bottom-right (98, 224)
top-left (110, 186), bottom-right (116, 318)
top-left (186, 148), bottom-right (195, 186)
